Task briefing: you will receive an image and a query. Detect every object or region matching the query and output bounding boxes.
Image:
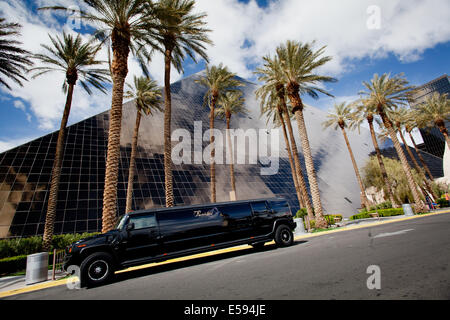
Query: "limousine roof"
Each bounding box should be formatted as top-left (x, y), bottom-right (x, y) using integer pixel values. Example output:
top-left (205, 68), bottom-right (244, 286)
top-left (126, 197), bottom-right (287, 216)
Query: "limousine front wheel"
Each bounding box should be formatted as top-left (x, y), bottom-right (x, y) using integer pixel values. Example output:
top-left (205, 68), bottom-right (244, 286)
top-left (80, 252), bottom-right (115, 287)
top-left (274, 224), bottom-right (294, 247)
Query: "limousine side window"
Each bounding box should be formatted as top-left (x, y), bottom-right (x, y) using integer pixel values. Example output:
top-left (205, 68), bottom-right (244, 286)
top-left (129, 214), bottom-right (157, 230)
top-left (268, 200), bottom-right (289, 210)
top-left (219, 204), bottom-right (252, 219)
top-left (251, 202), bottom-right (268, 215)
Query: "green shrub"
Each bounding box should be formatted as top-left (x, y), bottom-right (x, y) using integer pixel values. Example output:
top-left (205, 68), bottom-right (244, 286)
top-left (350, 208), bottom-right (404, 220)
top-left (324, 215), bottom-right (335, 225)
top-left (303, 219), bottom-right (316, 230)
top-left (0, 255), bottom-right (28, 275)
top-left (437, 198), bottom-right (450, 208)
top-left (0, 251), bottom-right (60, 276)
top-left (295, 208), bottom-right (308, 219)
top-left (0, 236), bottom-right (43, 259)
top-left (0, 232), bottom-right (99, 260)
top-left (377, 208), bottom-right (405, 217)
top-left (350, 212), bottom-right (371, 220)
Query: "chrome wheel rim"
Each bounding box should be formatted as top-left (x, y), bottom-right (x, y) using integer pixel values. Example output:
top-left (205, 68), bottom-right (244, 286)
top-left (281, 229), bottom-right (291, 243)
top-left (88, 260), bottom-right (109, 281)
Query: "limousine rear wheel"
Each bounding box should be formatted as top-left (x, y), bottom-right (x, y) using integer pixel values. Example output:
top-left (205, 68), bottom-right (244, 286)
top-left (274, 224), bottom-right (294, 247)
top-left (80, 252), bottom-right (115, 287)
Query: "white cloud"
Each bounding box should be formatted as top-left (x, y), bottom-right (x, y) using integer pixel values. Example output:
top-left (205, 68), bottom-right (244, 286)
top-left (0, 0), bottom-right (179, 132)
top-left (194, 0), bottom-right (450, 77)
top-left (1, 0), bottom-right (450, 150)
top-left (0, 136), bottom-right (39, 153)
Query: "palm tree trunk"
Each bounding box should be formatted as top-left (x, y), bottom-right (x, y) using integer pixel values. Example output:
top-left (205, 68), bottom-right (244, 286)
top-left (286, 82), bottom-right (327, 228)
top-left (278, 108), bottom-right (304, 209)
top-left (42, 82), bottom-right (75, 251)
top-left (209, 93), bottom-right (218, 203)
top-left (276, 88), bottom-right (313, 219)
top-left (164, 47), bottom-right (174, 207)
top-left (281, 106), bottom-right (313, 218)
top-left (226, 114), bottom-right (236, 200)
top-left (408, 131), bottom-right (434, 180)
top-left (378, 106), bottom-right (425, 212)
top-left (367, 117), bottom-right (398, 207)
top-left (398, 128), bottom-right (435, 199)
top-left (125, 110), bottom-right (142, 214)
top-left (102, 32), bottom-right (130, 233)
top-left (436, 121), bottom-right (450, 150)
top-left (340, 126), bottom-right (370, 211)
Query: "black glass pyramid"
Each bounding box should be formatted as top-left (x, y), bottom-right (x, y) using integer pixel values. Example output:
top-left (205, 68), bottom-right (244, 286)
top-left (0, 72), bottom-right (443, 238)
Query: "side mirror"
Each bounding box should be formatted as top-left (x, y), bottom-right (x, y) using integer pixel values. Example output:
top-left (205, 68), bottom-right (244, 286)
top-left (126, 223), bottom-right (135, 231)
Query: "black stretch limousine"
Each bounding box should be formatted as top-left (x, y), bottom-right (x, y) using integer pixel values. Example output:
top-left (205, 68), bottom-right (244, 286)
top-left (64, 198), bottom-right (296, 287)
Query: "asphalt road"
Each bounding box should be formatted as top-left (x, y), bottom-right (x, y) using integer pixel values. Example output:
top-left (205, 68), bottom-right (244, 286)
top-left (4, 213), bottom-right (450, 300)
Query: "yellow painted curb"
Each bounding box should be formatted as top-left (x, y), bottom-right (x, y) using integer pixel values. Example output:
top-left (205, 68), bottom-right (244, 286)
top-left (1, 210), bottom-right (448, 298)
top-left (293, 209), bottom-right (450, 240)
top-left (0, 278), bottom-right (69, 298)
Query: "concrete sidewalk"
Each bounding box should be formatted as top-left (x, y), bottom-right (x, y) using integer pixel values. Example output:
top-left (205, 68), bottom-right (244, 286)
top-left (0, 270), bottom-right (67, 293)
top-left (1, 208), bottom-right (449, 298)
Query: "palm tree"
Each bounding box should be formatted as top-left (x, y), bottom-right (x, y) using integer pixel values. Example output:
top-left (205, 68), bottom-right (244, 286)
top-left (0, 17), bottom-right (33, 90)
top-left (414, 92), bottom-right (450, 149)
top-left (41, 0), bottom-right (163, 232)
top-left (152, 0), bottom-right (212, 207)
top-left (254, 55), bottom-right (313, 219)
top-left (403, 109), bottom-right (434, 180)
top-left (360, 73), bottom-right (426, 212)
top-left (389, 108), bottom-right (436, 199)
top-left (195, 64), bottom-right (244, 203)
top-left (255, 85), bottom-right (308, 209)
top-left (322, 102), bottom-right (370, 211)
top-left (276, 40), bottom-right (337, 228)
top-left (31, 32), bottom-right (109, 250)
top-left (353, 99), bottom-right (399, 207)
top-left (124, 76), bottom-right (162, 214)
top-left (257, 88), bottom-right (308, 209)
top-left (216, 91), bottom-right (247, 200)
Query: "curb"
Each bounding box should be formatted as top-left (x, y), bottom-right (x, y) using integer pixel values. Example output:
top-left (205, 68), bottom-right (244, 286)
top-left (1, 209), bottom-right (449, 299)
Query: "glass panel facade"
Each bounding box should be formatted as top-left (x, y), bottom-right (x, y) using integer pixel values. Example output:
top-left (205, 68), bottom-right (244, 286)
top-left (409, 75), bottom-right (450, 158)
top-left (0, 72), bottom-right (444, 238)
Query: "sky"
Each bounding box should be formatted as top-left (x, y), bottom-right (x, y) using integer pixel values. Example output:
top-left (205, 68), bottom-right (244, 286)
top-left (0, 0), bottom-right (449, 152)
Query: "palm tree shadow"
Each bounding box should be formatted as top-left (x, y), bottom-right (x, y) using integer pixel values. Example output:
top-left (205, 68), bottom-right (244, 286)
top-left (108, 241), bottom-right (308, 287)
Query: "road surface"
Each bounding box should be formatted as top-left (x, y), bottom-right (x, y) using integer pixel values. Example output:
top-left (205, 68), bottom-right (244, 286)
top-left (4, 213), bottom-right (450, 300)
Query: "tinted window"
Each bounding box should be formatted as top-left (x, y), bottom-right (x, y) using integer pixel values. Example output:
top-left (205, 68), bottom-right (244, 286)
top-left (268, 200), bottom-right (289, 210)
top-left (251, 202), bottom-right (268, 215)
top-left (219, 204), bottom-right (251, 219)
top-left (158, 208), bottom-right (221, 226)
top-left (158, 210), bottom-right (195, 226)
top-left (129, 214), bottom-right (157, 229)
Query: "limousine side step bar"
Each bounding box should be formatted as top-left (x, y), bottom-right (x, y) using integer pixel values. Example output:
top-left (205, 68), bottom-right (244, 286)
top-left (120, 234), bottom-right (272, 269)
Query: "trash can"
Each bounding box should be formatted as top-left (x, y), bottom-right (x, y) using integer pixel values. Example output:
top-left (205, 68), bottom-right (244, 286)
top-left (294, 218), bottom-right (307, 235)
top-left (402, 204), bottom-right (414, 217)
top-left (25, 252), bottom-right (48, 285)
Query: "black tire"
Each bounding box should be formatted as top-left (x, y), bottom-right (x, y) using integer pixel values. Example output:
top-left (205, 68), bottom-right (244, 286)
top-left (251, 242), bottom-right (266, 250)
top-left (80, 252), bottom-right (115, 288)
top-left (274, 224), bottom-right (294, 247)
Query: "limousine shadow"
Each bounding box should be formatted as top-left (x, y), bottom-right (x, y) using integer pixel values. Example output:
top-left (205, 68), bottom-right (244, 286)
top-left (110, 240), bottom-right (308, 287)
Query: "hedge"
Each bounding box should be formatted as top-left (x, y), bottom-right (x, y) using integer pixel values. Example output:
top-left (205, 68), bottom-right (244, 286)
top-left (301, 214), bottom-right (343, 230)
top-left (0, 255), bottom-right (29, 275)
top-left (437, 198), bottom-right (450, 208)
top-left (350, 208), bottom-right (405, 220)
top-left (0, 233), bottom-right (99, 260)
top-left (0, 233), bottom-right (99, 276)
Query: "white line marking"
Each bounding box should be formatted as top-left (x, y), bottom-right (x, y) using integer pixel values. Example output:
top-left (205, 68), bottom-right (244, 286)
top-left (373, 229), bottom-right (415, 239)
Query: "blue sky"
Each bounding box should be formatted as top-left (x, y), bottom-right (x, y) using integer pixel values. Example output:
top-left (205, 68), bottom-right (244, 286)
top-left (0, 0), bottom-right (449, 152)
